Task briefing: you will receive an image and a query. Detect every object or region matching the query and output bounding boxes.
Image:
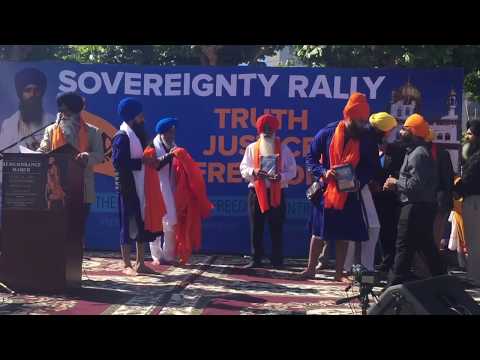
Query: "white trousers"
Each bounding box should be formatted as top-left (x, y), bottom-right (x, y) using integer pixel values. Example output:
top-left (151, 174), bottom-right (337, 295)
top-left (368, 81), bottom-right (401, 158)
top-left (344, 186), bottom-right (381, 271)
top-left (149, 219), bottom-right (176, 262)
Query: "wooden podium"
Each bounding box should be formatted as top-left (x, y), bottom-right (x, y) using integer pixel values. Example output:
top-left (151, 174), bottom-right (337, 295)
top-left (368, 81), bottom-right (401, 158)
top-left (0, 144), bottom-right (85, 293)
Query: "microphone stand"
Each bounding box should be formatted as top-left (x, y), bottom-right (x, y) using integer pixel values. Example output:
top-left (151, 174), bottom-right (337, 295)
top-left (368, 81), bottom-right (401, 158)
top-left (0, 120), bottom-right (56, 157)
top-left (0, 279), bottom-right (15, 295)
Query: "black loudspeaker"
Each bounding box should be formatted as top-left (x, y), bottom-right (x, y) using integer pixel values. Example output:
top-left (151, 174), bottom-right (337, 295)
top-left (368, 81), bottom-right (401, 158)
top-left (368, 275), bottom-right (480, 315)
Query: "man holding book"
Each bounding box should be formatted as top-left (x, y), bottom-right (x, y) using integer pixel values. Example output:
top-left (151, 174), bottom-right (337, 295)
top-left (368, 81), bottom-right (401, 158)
top-left (300, 93), bottom-right (379, 282)
top-left (240, 114), bottom-right (297, 269)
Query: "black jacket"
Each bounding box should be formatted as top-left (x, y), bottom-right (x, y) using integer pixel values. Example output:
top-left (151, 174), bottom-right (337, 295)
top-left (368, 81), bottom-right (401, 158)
top-left (372, 142), bottom-right (406, 203)
top-left (432, 145), bottom-right (454, 212)
top-left (397, 143), bottom-right (437, 204)
top-left (454, 150), bottom-right (480, 198)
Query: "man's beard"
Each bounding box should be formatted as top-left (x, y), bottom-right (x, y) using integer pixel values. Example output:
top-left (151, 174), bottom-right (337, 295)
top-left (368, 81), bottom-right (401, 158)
top-left (19, 96), bottom-right (43, 125)
top-left (384, 127), bottom-right (399, 145)
top-left (60, 114), bottom-right (81, 145)
top-left (400, 133), bottom-right (415, 146)
top-left (260, 133), bottom-right (275, 155)
top-left (462, 141), bottom-right (480, 160)
top-left (132, 123), bottom-right (147, 148)
top-left (160, 134), bottom-right (176, 150)
top-left (347, 121), bottom-right (365, 139)
top-left (373, 129), bottom-right (384, 145)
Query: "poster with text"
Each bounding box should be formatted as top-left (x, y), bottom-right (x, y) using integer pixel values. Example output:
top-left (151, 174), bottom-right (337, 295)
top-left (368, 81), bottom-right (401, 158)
top-left (0, 61), bottom-right (464, 256)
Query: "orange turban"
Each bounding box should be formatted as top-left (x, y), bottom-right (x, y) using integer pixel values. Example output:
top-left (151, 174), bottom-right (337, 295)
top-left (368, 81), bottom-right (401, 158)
top-left (404, 114), bottom-right (429, 140)
top-left (256, 114), bottom-right (280, 134)
top-left (343, 92), bottom-right (370, 121)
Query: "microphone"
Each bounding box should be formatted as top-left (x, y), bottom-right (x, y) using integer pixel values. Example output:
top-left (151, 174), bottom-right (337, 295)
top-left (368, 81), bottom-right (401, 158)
top-left (0, 118), bottom-right (57, 156)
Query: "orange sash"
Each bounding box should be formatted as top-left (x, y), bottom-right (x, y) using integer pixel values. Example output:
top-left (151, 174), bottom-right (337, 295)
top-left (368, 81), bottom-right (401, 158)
top-left (453, 176), bottom-right (467, 254)
top-left (143, 146), bottom-right (167, 233)
top-left (51, 117), bottom-right (89, 152)
top-left (253, 137), bottom-right (282, 213)
top-left (324, 120), bottom-right (361, 210)
top-left (173, 147), bottom-right (214, 264)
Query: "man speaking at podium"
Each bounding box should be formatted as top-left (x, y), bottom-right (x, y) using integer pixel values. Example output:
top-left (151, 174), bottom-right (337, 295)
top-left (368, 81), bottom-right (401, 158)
top-left (37, 92), bottom-right (105, 247)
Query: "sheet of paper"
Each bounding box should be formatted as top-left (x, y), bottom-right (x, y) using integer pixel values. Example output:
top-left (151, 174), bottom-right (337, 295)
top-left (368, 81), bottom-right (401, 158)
top-left (19, 145), bottom-right (41, 154)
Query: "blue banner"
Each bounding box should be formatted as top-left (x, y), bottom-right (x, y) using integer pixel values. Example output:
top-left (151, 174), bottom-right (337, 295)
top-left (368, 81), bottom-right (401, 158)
top-left (0, 61), bottom-right (464, 257)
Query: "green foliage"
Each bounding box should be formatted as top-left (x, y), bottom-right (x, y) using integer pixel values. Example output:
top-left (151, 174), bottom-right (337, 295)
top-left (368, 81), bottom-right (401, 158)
top-left (294, 45), bottom-right (480, 98)
top-left (0, 45), bottom-right (283, 66)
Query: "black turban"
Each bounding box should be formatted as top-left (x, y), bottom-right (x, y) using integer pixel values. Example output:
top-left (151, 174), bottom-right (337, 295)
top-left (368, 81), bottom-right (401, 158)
top-left (15, 68), bottom-right (47, 98)
top-left (467, 120), bottom-right (480, 137)
top-left (56, 92), bottom-right (84, 114)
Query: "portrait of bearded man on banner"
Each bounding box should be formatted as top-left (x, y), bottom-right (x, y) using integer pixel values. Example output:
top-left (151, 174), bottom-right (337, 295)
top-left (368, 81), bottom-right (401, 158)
top-left (0, 67), bottom-right (55, 153)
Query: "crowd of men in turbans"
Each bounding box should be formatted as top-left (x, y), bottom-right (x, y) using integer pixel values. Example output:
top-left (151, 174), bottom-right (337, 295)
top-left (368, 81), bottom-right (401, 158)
top-left (5, 76), bottom-right (478, 286)
top-left (105, 92), bottom-right (479, 286)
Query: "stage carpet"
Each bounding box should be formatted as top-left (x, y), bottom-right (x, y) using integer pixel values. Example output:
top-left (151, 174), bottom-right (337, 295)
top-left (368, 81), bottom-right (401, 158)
top-left (1, 252), bottom-right (479, 315)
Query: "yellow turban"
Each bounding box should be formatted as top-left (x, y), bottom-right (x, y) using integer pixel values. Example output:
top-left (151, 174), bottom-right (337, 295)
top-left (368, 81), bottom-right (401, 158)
top-left (369, 112), bottom-right (397, 132)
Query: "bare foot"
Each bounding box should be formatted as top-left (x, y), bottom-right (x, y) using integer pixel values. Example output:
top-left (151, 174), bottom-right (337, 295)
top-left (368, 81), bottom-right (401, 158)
top-left (134, 264), bottom-right (157, 275)
top-left (152, 259), bottom-right (161, 266)
top-left (122, 267), bottom-right (137, 276)
top-left (298, 269), bottom-right (316, 280)
top-left (334, 274), bottom-right (351, 283)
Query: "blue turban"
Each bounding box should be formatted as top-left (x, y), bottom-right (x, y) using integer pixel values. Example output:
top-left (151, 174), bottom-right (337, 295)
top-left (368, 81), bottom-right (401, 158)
top-left (155, 117), bottom-right (177, 134)
top-left (117, 98), bottom-right (143, 123)
top-left (15, 68), bottom-right (47, 99)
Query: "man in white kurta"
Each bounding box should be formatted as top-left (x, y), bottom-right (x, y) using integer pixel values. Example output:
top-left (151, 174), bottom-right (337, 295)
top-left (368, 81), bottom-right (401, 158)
top-left (240, 114), bottom-right (297, 269)
top-left (149, 117), bottom-right (179, 265)
top-left (0, 68), bottom-right (54, 232)
top-left (0, 68), bottom-right (54, 153)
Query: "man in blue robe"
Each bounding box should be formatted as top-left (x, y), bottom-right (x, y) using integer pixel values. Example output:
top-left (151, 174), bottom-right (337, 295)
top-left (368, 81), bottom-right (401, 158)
top-left (300, 93), bottom-right (379, 282)
top-left (112, 98), bottom-right (159, 275)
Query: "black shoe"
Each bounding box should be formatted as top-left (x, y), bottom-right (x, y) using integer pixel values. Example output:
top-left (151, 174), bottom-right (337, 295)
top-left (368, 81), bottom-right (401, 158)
top-left (270, 258), bottom-right (284, 269)
top-left (375, 264), bottom-right (390, 273)
top-left (242, 261), bottom-right (262, 269)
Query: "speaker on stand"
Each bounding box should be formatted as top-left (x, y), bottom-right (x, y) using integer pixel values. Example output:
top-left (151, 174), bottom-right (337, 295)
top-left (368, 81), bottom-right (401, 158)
top-left (368, 275), bottom-right (480, 315)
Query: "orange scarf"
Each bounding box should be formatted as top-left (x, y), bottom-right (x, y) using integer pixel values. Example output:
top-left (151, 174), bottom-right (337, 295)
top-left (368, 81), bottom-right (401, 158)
top-left (253, 137), bottom-right (282, 213)
top-left (324, 120), bottom-right (361, 210)
top-left (173, 148), bottom-right (214, 264)
top-left (453, 199), bottom-right (466, 254)
top-left (143, 146), bottom-right (167, 234)
top-left (453, 177), bottom-right (467, 254)
top-left (51, 117), bottom-right (89, 152)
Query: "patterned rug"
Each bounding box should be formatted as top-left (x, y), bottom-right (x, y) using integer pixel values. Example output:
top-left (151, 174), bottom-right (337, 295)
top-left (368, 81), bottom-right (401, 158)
top-left (1, 252), bottom-right (479, 315)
